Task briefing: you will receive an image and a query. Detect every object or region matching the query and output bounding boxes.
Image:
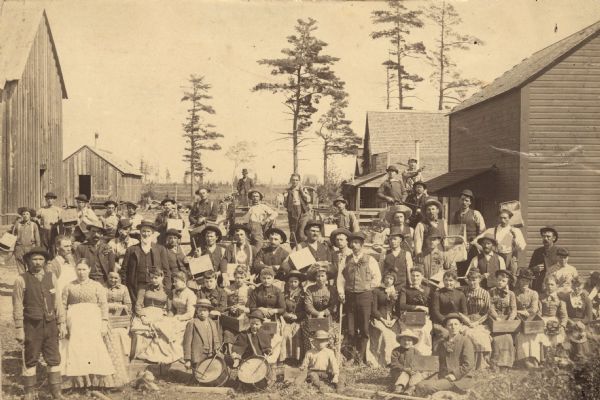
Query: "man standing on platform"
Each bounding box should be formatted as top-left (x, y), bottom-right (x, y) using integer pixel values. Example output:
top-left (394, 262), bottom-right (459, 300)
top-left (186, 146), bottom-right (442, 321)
top-left (377, 165), bottom-right (405, 206)
top-left (284, 173), bottom-right (312, 245)
top-left (529, 226), bottom-right (560, 293)
top-left (189, 187), bottom-right (219, 253)
top-left (36, 192), bottom-right (62, 256)
top-left (402, 158), bottom-right (424, 196)
top-left (452, 189), bottom-right (486, 276)
top-left (237, 168), bottom-right (254, 207)
top-left (247, 189), bottom-right (278, 248)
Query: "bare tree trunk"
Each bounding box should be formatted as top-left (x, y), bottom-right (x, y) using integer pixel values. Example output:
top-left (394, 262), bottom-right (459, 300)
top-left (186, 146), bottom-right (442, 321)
top-left (386, 51), bottom-right (391, 110)
top-left (396, 26), bottom-right (403, 109)
top-left (292, 68), bottom-right (302, 174)
top-left (323, 143), bottom-right (328, 188)
top-left (437, 0), bottom-right (447, 111)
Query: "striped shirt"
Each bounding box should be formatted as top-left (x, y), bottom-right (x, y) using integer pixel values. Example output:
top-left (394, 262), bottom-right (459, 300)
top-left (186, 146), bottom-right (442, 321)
top-left (464, 287), bottom-right (490, 316)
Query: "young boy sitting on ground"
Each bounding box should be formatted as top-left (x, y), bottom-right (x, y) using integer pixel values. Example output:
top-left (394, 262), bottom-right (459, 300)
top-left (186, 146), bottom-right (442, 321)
top-left (231, 310), bottom-right (272, 367)
top-left (299, 330), bottom-right (340, 393)
top-left (389, 329), bottom-right (424, 395)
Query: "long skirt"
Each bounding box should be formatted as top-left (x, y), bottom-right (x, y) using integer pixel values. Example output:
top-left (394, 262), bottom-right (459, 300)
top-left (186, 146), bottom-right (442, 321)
top-left (281, 319), bottom-right (302, 362)
top-left (399, 318), bottom-right (433, 356)
top-left (366, 319), bottom-right (401, 368)
top-left (516, 332), bottom-right (545, 362)
top-left (464, 324), bottom-right (492, 369)
top-left (60, 303), bottom-right (117, 388)
top-left (491, 333), bottom-right (514, 367)
top-left (131, 307), bottom-right (188, 364)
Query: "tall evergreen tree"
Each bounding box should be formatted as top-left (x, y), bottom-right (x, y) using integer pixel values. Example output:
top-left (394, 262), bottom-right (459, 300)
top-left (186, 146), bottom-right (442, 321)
top-left (253, 18), bottom-right (344, 173)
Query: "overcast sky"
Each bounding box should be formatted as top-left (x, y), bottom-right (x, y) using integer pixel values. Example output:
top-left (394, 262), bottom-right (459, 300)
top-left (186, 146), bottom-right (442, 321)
top-left (41, 0), bottom-right (600, 184)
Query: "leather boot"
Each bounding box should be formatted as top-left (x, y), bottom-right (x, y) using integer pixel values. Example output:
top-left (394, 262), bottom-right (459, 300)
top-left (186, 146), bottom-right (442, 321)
top-left (47, 371), bottom-right (63, 400)
top-left (359, 337), bottom-right (369, 365)
top-left (23, 375), bottom-right (37, 400)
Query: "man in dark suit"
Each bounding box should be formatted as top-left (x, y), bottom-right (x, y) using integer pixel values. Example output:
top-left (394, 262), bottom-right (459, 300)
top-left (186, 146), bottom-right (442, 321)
top-left (529, 226), bottom-right (560, 293)
top-left (74, 221), bottom-right (115, 286)
top-left (283, 173), bottom-right (312, 245)
top-left (416, 313), bottom-right (475, 396)
top-left (189, 188), bottom-right (219, 253)
top-left (237, 168), bottom-right (254, 207)
top-left (231, 310), bottom-right (272, 367)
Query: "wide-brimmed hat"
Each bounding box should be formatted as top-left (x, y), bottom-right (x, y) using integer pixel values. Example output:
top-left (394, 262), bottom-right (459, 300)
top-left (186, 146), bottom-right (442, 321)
top-left (413, 181), bottom-right (427, 190)
top-left (423, 197), bottom-right (442, 210)
top-left (516, 268), bottom-right (534, 281)
top-left (104, 200), bottom-right (118, 208)
top-left (165, 229), bottom-right (181, 239)
top-left (330, 228), bottom-right (351, 243)
top-left (460, 189), bottom-right (474, 199)
top-left (247, 190), bottom-right (264, 200)
top-left (396, 329), bottom-right (419, 344)
top-left (348, 231), bottom-right (366, 243)
top-left (286, 270), bottom-right (306, 282)
top-left (540, 226), bottom-right (559, 241)
top-left (160, 197), bottom-right (176, 206)
top-left (477, 233), bottom-right (497, 246)
top-left (24, 247), bottom-right (50, 261)
top-left (195, 187), bottom-right (211, 195)
top-left (304, 220), bottom-right (323, 234)
top-left (230, 223), bottom-right (251, 237)
top-left (44, 192), bottom-right (57, 199)
top-left (265, 227), bottom-right (287, 244)
top-left (194, 298), bottom-right (214, 310)
top-left (200, 225), bottom-right (223, 242)
top-left (333, 197), bottom-right (348, 207)
top-left (17, 207), bottom-right (35, 217)
top-left (388, 226), bottom-right (406, 238)
top-left (249, 310), bottom-right (265, 320)
top-left (443, 313), bottom-right (463, 326)
top-left (75, 194), bottom-right (89, 203)
top-left (386, 165), bottom-right (400, 173)
top-left (137, 220), bottom-right (156, 231)
top-left (117, 218), bottom-right (133, 230)
top-left (556, 247), bottom-right (569, 257)
top-left (385, 204), bottom-right (412, 223)
top-left (313, 330), bottom-right (330, 341)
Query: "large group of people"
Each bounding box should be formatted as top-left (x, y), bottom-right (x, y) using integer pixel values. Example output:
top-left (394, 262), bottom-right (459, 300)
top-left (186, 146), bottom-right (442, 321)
top-left (9, 168), bottom-right (598, 399)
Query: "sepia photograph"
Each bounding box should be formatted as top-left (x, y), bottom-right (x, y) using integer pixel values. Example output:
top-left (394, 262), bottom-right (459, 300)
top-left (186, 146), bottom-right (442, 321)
top-left (0, 0), bottom-right (599, 399)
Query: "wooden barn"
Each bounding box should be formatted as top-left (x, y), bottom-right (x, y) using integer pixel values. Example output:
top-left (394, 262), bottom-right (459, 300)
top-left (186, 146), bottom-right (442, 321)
top-left (426, 20), bottom-right (600, 273)
top-left (0, 4), bottom-right (67, 223)
top-left (343, 111), bottom-right (448, 211)
top-left (63, 145), bottom-right (143, 205)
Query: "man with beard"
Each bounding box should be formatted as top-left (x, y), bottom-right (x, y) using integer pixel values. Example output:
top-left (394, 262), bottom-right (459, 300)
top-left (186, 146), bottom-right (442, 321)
top-left (164, 229), bottom-right (190, 279)
top-left (529, 226), bottom-right (560, 293)
top-left (404, 181), bottom-right (428, 228)
top-left (74, 221), bottom-right (115, 286)
top-left (293, 221), bottom-right (333, 275)
top-left (189, 187), bottom-right (219, 253)
top-left (253, 227), bottom-right (290, 281)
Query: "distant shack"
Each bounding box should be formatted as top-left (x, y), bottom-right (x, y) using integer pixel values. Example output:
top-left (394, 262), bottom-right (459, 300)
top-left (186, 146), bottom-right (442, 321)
top-left (63, 145), bottom-right (143, 205)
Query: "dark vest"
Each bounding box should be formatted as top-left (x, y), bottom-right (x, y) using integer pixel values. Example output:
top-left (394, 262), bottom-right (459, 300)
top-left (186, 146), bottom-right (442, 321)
top-left (285, 188), bottom-right (310, 213)
top-left (22, 271), bottom-right (56, 322)
top-left (477, 253), bottom-right (501, 288)
top-left (300, 242), bottom-right (331, 263)
top-left (453, 209), bottom-right (479, 241)
top-left (383, 249), bottom-right (409, 287)
top-left (202, 245), bottom-right (225, 271)
top-left (391, 224), bottom-right (414, 253)
top-left (423, 219), bottom-right (446, 252)
top-left (342, 253), bottom-right (374, 293)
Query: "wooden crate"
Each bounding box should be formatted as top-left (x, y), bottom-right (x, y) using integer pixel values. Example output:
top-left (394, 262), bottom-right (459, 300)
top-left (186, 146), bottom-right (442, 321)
top-left (404, 312), bottom-right (426, 326)
top-left (109, 315), bottom-right (131, 330)
top-left (307, 317), bottom-right (329, 332)
top-left (262, 321), bottom-right (278, 335)
top-left (62, 208), bottom-right (79, 225)
top-left (220, 314), bottom-right (250, 333)
top-left (492, 320), bottom-right (521, 333)
top-left (413, 355), bottom-right (439, 372)
top-left (522, 320), bottom-right (545, 334)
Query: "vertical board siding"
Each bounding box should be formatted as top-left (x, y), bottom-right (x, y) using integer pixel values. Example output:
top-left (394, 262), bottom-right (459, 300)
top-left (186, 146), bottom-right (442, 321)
top-left (1, 18), bottom-right (63, 223)
top-left (526, 34), bottom-right (600, 274)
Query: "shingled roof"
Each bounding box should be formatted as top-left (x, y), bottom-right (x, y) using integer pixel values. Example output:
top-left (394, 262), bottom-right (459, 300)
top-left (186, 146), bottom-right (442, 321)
top-left (0, 3), bottom-right (67, 98)
top-left (452, 20), bottom-right (600, 113)
top-left (64, 145), bottom-right (142, 177)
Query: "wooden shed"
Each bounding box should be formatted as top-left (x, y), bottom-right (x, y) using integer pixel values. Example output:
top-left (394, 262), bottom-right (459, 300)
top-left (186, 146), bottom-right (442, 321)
top-left (0, 4), bottom-right (67, 223)
top-left (427, 20), bottom-right (600, 274)
top-left (343, 111), bottom-right (448, 211)
top-left (63, 145), bottom-right (143, 205)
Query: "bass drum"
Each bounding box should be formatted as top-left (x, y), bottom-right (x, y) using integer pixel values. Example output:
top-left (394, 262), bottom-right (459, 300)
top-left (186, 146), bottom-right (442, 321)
top-left (237, 356), bottom-right (272, 389)
top-left (194, 355), bottom-right (229, 387)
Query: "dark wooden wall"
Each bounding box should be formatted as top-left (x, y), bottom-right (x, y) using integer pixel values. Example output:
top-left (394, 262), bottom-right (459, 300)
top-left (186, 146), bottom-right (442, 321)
top-left (0, 18), bottom-right (63, 223)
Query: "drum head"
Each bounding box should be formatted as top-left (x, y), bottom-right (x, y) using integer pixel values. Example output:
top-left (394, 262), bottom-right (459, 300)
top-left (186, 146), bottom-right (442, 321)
top-left (195, 357), bottom-right (226, 384)
top-left (238, 357), bottom-right (270, 384)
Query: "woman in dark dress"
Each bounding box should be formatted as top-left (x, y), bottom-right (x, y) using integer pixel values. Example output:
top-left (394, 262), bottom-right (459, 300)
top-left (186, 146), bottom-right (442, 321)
top-left (397, 266), bottom-right (433, 355)
top-left (281, 270), bottom-right (306, 362)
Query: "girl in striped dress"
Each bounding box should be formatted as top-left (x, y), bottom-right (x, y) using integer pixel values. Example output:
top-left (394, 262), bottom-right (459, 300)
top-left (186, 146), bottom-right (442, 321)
top-left (463, 270), bottom-right (492, 370)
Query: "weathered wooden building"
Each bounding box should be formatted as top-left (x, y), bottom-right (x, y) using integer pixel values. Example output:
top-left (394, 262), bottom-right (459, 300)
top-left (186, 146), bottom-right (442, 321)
top-left (63, 145), bottom-right (143, 204)
top-left (344, 111), bottom-right (448, 211)
top-left (427, 21), bottom-right (600, 273)
top-left (0, 4), bottom-right (67, 223)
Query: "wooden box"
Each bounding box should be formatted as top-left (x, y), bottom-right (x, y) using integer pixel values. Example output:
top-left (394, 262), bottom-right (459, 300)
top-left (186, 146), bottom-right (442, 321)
top-left (220, 314), bottom-right (250, 332)
top-left (62, 208), bottom-right (79, 225)
top-left (404, 311), bottom-right (427, 326)
top-left (307, 317), bottom-right (329, 332)
top-left (109, 315), bottom-right (131, 330)
top-left (522, 320), bottom-right (545, 334)
top-left (262, 321), bottom-right (278, 335)
top-left (492, 320), bottom-right (521, 333)
top-left (413, 355), bottom-right (439, 372)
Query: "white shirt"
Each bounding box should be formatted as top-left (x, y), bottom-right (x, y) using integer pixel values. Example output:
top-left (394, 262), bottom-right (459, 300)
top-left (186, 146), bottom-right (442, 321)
top-left (475, 225), bottom-right (526, 254)
top-left (248, 203), bottom-right (278, 224)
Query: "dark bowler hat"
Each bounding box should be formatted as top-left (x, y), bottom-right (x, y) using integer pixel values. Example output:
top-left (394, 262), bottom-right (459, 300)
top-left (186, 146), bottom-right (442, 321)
top-left (160, 197), bottom-right (176, 206)
top-left (386, 164), bottom-right (400, 173)
top-left (461, 189), bottom-right (474, 199)
top-left (200, 225), bottom-right (223, 242)
top-left (44, 192), bottom-right (57, 199)
top-left (230, 223), bottom-right (251, 236)
top-left (413, 181), bottom-right (427, 190)
top-left (304, 220), bottom-right (323, 234)
top-left (388, 226), bottom-right (406, 238)
top-left (265, 227), bottom-right (287, 244)
top-left (516, 268), bottom-right (534, 281)
top-left (104, 200), bottom-right (118, 208)
top-left (540, 226), bottom-right (559, 241)
top-left (249, 310), bottom-right (265, 320)
top-left (117, 218), bottom-right (133, 230)
top-left (333, 197), bottom-right (348, 207)
top-left (330, 228), bottom-right (351, 243)
top-left (75, 194), bottom-right (89, 203)
top-left (349, 231), bottom-right (367, 243)
top-left (165, 229), bottom-right (182, 239)
top-left (247, 190), bottom-right (264, 200)
top-left (556, 247), bottom-right (569, 257)
top-left (137, 220), bottom-right (156, 230)
top-left (24, 247), bottom-right (50, 261)
top-left (242, 168), bottom-right (248, 173)
top-left (407, 158), bottom-right (418, 163)
top-left (286, 270), bottom-right (306, 282)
